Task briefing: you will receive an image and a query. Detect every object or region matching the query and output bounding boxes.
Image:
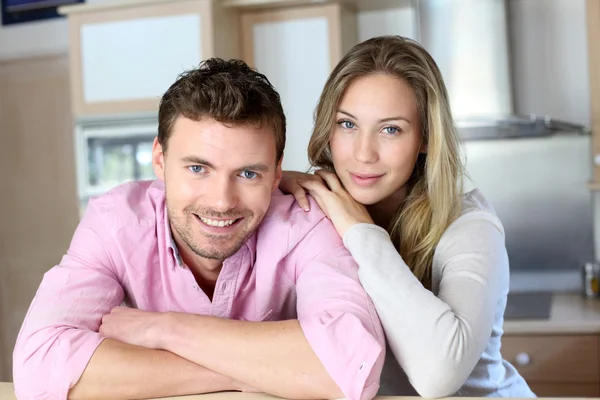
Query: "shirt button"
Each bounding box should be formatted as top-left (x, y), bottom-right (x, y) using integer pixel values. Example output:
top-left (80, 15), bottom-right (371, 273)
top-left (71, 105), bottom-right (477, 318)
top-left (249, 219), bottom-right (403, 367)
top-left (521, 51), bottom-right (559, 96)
top-left (221, 281), bottom-right (227, 292)
top-left (359, 362), bottom-right (365, 371)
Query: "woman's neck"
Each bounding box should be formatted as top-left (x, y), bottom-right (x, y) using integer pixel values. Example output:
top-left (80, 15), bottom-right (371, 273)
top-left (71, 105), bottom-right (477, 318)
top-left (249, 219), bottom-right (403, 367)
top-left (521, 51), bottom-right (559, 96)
top-left (366, 186), bottom-right (408, 230)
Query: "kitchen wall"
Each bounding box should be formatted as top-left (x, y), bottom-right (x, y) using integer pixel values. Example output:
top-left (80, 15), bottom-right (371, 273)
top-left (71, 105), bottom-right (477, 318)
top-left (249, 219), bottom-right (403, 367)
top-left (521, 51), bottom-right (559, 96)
top-left (0, 0), bottom-right (595, 382)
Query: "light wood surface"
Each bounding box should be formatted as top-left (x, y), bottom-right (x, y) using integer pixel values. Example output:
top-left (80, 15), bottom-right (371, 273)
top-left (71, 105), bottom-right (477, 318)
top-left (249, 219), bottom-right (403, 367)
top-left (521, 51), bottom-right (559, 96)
top-left (503, 294), bottom-right (600, 334)
top-left (1, 382), bottom-right (599, 400)
top-left (222, 0), bottom-right (357, 10)
top-left (528, 382), bottom-right (600, 397)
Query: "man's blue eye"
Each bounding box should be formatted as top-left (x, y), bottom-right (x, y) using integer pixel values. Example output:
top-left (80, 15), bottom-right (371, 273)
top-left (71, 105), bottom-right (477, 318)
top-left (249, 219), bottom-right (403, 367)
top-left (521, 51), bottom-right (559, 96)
top-left (189, 165), bottom-right (204, 173)
top-left (241, 170), bottom-right (257, 179)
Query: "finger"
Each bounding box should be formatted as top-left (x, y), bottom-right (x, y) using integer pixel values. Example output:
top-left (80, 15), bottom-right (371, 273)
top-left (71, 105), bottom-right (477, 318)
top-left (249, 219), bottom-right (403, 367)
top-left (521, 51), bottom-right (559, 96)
top-left (297, 179), bottom-right (332, 199)
top-left (314, 170), bottom-right (344, 193)
top-left (291, 185), bottom-right (310, 211)
top-left (304, 189), bottom-right (328, 217)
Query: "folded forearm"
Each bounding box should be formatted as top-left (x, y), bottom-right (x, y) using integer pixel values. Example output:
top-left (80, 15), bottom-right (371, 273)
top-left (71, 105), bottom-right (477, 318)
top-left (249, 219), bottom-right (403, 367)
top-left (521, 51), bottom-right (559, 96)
top-left (69, 338), bottom-right (235, 400)
top-left (160, 315), bottom-right (342, 400)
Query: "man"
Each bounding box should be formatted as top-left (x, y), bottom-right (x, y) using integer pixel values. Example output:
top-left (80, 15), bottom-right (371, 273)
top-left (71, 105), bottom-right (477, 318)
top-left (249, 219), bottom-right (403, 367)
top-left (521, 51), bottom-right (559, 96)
top-left (12, 58), bottom-right (385, 400)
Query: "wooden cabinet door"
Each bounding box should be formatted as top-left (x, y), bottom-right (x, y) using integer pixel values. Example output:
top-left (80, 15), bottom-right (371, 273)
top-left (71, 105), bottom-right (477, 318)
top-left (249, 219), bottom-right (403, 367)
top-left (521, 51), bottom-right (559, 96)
top-left (502, 333), bottom-right (600, 397)
top-left (586, 0), bottom-right (600, 186)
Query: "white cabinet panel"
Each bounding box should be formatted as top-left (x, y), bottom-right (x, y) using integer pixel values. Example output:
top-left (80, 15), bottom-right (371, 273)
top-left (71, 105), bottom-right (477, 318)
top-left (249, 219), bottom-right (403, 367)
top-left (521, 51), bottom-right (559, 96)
top-left (61, 0), bottom-right (240, 116)
top-left (81, 14), bottom-right (202, 103)
top-left (252, 17), bottom-right (331, 172)
top-left (357, 0), bottom-right (416, 41)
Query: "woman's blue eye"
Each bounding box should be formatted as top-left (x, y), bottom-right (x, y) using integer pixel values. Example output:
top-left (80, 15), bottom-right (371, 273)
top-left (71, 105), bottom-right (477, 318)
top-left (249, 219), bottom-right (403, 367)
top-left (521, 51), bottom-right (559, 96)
top-left (241, 170), bottom-right (258, 179)
top-left (341, 120), bottom-right (355, 129)
top-left (383, 126), bottom-right (400, 135)
top-left (189, 165), bottom-right (204, 173)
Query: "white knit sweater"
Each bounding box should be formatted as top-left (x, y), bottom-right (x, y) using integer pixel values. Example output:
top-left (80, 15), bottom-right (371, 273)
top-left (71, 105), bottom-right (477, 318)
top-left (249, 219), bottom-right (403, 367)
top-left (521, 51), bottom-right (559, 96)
top-left (343, 189), bottom-right (536, 398)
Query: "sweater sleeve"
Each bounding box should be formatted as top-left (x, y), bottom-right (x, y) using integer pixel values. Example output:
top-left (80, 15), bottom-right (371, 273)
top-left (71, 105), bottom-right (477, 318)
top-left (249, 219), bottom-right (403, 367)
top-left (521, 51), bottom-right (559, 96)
top-left (342, 209), bottom-right (509, 398)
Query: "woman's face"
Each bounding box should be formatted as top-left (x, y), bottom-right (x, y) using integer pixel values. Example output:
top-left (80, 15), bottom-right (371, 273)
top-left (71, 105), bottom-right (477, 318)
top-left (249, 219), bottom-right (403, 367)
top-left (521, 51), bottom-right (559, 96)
top-left (330, 73), bottom-right (425, 205)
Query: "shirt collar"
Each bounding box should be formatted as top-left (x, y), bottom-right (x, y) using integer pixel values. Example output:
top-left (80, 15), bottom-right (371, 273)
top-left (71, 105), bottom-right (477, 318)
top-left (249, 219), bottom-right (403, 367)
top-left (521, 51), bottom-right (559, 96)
top-left (164, 205), bottom-right (185, 268)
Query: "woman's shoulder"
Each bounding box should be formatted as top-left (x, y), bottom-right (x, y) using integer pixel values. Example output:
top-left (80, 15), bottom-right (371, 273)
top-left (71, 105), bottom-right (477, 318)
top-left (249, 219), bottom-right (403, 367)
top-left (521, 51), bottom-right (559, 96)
top-left (431, 188), bottom-right (510, 289)
top-left (460, 188), bottom-right (498, 218)
top-left (434, 188), bottom-right (506, 262)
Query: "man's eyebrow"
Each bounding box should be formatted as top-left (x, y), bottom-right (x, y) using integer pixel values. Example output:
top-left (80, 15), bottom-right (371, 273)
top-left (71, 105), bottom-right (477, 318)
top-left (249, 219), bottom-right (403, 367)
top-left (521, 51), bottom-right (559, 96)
top-left (239, 163), bottom-right (270, 172)
top-left (180, 157), bottom-right (270, 172)
top-left (180, 156), bottom-right (215, 168)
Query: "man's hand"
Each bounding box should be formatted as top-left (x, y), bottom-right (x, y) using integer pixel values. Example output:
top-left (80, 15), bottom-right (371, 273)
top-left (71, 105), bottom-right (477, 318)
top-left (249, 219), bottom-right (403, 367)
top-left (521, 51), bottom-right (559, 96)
top-left (99, 306), bottom-right (165, 349)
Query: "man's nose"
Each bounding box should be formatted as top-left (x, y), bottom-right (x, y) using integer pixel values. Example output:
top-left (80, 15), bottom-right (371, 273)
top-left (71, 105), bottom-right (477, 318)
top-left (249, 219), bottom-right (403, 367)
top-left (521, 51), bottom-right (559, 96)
top-left (210, 176), bottom-right (238, 213)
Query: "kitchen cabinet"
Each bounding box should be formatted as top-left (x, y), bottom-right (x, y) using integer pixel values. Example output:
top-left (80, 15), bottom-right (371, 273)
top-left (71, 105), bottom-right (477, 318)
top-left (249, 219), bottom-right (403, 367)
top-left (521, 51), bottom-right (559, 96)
top-left (59, 0), bottom-right (240, 117)
top-left (586, 0), bottom-right (600, 188)
top-left (501, 294), bottom-right (600, 397)
top-left (239, 2), bottom-right (357, 171)
top-left (502, 333), bottom-right (600, 396)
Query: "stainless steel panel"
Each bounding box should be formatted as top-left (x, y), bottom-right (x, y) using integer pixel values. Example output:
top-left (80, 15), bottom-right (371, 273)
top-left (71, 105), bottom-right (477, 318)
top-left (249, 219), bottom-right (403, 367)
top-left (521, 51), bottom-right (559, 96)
top-left (462, 133), bottom-right (594, 272)
top-left (417, 0), bottom-right (513, 119)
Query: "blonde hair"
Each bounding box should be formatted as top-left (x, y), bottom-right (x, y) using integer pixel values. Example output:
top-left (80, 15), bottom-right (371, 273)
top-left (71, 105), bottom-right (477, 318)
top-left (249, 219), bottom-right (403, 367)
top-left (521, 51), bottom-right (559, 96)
top-left (308, 36), bottom-right (464, 290)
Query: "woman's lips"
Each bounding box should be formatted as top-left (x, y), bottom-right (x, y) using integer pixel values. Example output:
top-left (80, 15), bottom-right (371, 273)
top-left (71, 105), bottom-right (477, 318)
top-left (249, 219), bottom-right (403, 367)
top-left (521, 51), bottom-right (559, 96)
top-left (349, 172), bottom-right (385, 187)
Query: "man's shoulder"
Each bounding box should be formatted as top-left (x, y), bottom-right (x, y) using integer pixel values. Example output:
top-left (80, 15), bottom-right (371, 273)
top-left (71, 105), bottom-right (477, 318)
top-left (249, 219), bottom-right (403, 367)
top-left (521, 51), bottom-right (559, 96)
top-left (258, 190), bottom-right (342, 249)
top-left (85, 180), bottom-right (165, 227)
top-left (263, 189), bottom-right (326, 226)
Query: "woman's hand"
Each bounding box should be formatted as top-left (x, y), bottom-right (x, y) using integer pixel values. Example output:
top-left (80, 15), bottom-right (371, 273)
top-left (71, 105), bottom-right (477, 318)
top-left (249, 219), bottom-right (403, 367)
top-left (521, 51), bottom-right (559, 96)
top-left (298, 170), bottom-right (374, 238)
top-left (279, 170), bottom-right (323, 211)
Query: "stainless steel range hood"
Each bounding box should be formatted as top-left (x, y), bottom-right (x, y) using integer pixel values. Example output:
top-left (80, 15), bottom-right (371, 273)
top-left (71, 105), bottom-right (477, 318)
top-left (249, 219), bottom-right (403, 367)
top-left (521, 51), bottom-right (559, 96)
top-left (415, 0), bottom-right (589, 139)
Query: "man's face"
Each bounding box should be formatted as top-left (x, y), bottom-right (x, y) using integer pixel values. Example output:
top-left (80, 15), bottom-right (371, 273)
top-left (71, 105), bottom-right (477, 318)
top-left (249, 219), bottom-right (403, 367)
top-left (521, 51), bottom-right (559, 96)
top-left (153, 116), bottom-right (282, 261)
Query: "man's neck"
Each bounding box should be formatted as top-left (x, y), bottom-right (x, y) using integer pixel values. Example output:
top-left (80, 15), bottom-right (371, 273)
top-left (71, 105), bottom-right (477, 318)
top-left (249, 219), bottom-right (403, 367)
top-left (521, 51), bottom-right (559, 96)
top-left (182, 253), bottom-right (222, 301)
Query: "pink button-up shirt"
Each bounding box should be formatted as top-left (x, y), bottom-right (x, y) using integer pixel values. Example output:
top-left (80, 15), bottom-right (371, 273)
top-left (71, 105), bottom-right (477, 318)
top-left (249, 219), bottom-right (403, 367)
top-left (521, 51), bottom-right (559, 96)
top-left (13, 180), bottom-right (385, 400)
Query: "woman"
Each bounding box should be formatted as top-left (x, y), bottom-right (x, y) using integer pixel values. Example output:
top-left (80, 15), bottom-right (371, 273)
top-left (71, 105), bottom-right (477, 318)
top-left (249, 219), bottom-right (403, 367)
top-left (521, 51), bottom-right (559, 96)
top-left (280, 36), bottom-right (535, 398)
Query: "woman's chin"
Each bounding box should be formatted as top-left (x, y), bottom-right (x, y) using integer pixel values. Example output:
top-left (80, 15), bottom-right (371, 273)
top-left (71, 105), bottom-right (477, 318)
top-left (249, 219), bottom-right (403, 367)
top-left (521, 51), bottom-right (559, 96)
top-left (346, 188), bottom-right (387, 206)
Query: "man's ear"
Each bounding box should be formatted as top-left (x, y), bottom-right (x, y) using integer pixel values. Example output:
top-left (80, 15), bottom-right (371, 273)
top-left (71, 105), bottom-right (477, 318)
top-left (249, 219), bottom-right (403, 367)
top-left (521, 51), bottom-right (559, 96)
top-left (152, 137), bottom-right (166, 181)
top-left (272, 156), bottom-right (283, 192)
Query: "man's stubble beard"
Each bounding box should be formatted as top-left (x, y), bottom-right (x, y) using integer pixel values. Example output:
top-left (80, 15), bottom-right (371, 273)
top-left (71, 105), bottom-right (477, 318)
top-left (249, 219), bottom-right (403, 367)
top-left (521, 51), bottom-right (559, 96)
top-left (166, 200), bottom-right (260, 261)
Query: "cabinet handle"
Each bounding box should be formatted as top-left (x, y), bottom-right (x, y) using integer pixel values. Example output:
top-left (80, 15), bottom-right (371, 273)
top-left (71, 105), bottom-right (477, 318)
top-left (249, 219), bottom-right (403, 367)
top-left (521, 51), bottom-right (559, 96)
top-left (515, 352), bottom-right (531, 366)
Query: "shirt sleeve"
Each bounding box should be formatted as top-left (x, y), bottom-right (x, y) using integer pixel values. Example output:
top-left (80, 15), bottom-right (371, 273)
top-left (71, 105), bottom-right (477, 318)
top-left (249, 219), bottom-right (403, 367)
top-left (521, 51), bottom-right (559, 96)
top-left (12, 201), bottom-right (125, 400)
top-left (293, 218), bottom-right (386, 400)
top-left (342, 210), bottom-right (508, 398)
